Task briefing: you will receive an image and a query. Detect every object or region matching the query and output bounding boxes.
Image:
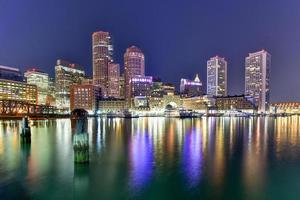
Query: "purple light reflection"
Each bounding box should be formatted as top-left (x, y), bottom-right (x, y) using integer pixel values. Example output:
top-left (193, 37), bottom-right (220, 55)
top-left (129, 131), bottom-right (154, 192)
top-left (182, 126), bottom-right (203, 187)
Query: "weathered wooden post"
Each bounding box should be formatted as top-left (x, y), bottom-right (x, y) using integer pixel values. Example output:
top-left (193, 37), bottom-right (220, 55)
top-left (73, 119), bottom-right (89, 163)
top-left (20, 116), bottom-right (31, 143)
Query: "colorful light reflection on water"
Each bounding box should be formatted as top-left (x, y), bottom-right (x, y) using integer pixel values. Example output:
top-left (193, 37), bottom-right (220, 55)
top-left (1, 117), bottom-right (300, 199)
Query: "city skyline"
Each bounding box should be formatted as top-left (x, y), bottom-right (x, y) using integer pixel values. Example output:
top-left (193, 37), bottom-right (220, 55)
top-left (1, 1), bottom-right (300, 102)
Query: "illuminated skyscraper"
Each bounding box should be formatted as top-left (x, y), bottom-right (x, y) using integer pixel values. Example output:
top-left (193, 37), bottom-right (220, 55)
top-left (24, 68), bottom-right (49, 105)
top-left (124, 46), bottom-right (145, 100)
top-left (207, 56), bottom-right (227, 96)
top-left (245, 50), bottom-right (271, 112)
top-left (92, 31), bottom-right (113, 96)
top-left (55, 59), bottom-right (85, 110)
top-left (47, 77), bottom-right (56, 106)
top-left (108, 63), bottom-right (120, 98)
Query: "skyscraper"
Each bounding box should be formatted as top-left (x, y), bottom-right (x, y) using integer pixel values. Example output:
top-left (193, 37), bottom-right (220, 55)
top-left (92, 31), bottom-right (113, 96)
top-left (108, 63), bottom-right (120, 98)
top-left (124, 46), bottom-right (145, 100)
top-left (207, 56), bottom-right (227, 96)
top-left (55, 59), bottom-right (85, 110)
top-left (24, 68), bottom-right (49, 105)
top-left (245, 50), bottom-right (271, 112)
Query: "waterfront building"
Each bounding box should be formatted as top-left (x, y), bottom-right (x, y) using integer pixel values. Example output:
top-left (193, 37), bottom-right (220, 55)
top-left (55, 59), bottom-right (85, 110)
top-left (215, 95), bottom-right (256, 111)
top-left (180, 74), bottom-right (203, 97)
top-left (108, 63), bottom-right (120, 98)
top-left (24, 68), bottom-right (49, 105)
top-left (207, 56), bottom-right (227, 96)
top-left (149, 97), bottom-right (164, 110)
top-left (92, 31), bottom-right (113, 96)
top-left (70, 84), bottom-right (101, 113)
top-left (0, 79), bottom-right (37, 104)
top-left (119, 74), bottom-right (125, 99)
top-left (133, 96), bottom-right (149, 109)
top-left (0, 65), bottom-right (22, 81)
top-left (124, 46), bottom-right (145, 100)
top-left (182, 96), bottom-right (214, 111)
top-left (245, 50), bottom-right (271, 112)
top-left (270, 102), bottom-right (300, 114)
top-left (98, 98), bottom-right (127, 113)
top-left (162, 94), bottom-right (182, 109)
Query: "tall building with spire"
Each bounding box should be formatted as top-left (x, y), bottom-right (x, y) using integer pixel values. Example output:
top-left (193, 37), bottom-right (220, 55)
top-left (180, 74), bottom-right (203, 97)
top-left (124, 46), bottom-right (145, 100)
top-left (207, 56), bottom-right (227, 96)
top-left (92, 31), bottom-right (113, 96)
top-left (245, 50), bottom-right (271, 112)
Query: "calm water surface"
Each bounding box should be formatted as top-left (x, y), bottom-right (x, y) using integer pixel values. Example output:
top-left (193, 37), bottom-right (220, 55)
top-left (1, 117), bottom-right (300, 199)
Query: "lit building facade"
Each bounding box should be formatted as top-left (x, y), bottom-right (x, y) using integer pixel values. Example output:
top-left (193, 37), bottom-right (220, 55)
top-left (182, 96), bottom-right (214, 111)
top-left (46, 77), bottom-right (56, 106)
top-left (130, 75), bottom-right (153, 97)
top-left (180, 74), bottom-right (203, 97)
top-left (215, 95), bottom-right (256, 111)
top-left (119, 74), bottom-right (125, 99)
top-left (162, 94), bottom-right (182, 109)
top-left (245, 50), bottom-right (271, 112)
top-left (0, 65), bottom-right (22, 81)
top-left (151, 78), bottom-right (163, 97)
top-left (92, 31), bottom-right (113, 96)
top-left (70, 84), bottom-right (101, 113)
top-left (162, 84), bottom-right (176, 96)
top-left (108, 63), bottom-right (120, 98)
top-left (149, 97), bottom-right (164, 110)
top-left (124, 46), bottom-right (145, 100)
top-left (151, 78), bottom-right (176, 98)
top-left (24, 68), bottom-right (49, 105)
top-left (0, 79), bottom-right (37, 104)
top-left (55, 59), bottom-right (85, 110)
top-left (82, 76), bottom-right (93, 84)
top-left (207, 56), bottom-right (227, 96)
top-left (270, 102), bottom-right (300, 114)
top-left (98, 99), bottom-right (127, 113)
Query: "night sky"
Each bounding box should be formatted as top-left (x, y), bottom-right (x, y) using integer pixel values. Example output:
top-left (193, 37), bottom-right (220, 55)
top-left (1, 0), bottom-right (300, 102)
